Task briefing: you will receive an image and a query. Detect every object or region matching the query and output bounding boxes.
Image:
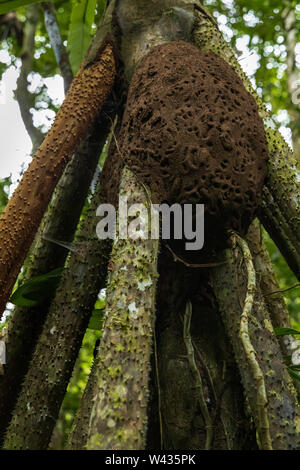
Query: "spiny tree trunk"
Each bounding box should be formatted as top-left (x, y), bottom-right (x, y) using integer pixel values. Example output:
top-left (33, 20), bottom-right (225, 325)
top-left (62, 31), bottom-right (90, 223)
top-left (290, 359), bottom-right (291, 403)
top-left (67, 351), bottom-right (99, 449)
top-left (0, 37), bottom-right (115, 314)
top-left (2, 162), bottom-right (112, 450)
top-left (0, 4), bottom-right (116, 443)
top-left (86, 168), bottom-right (159, 450)
top-left (1, 5), bottom-right (121, 447)
top-left (246, 221), bottom-right (300, 397)
top-left (0, 107), bottom-right (113, 445)
top-left (1, 106), bottom-right (121, 448)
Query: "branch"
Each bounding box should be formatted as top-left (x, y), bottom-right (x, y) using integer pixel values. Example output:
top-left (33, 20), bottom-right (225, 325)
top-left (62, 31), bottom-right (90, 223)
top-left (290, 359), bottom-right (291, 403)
top-left (87, 168), bottom-right (159, 450)
top-left (15, 4), bottom-right (43, 152)
top-left (42, 2), bottom-right (73, 92)
top-left (67, 355), bottom-right (98, 449)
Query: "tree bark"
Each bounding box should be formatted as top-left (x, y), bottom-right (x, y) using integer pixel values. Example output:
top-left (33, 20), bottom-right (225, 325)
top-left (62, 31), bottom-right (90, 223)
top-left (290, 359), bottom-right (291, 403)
top-left (0, 103), bottom-right (114, 445)
top-left (0, 41), bottom-right (116, 316)
top-left (2, 167), bottom-right (112, 450)
top-left (86, 168), bottom-right (159, 450)
top-left (211, 232), bottom-right (300, 449)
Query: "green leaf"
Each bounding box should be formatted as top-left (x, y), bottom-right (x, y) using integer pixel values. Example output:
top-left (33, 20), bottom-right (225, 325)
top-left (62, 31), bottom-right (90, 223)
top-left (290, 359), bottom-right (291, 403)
top-left (288, 368), bottom-right (300, 382)
top-left (0, 1), bottom-right (42, 14)
top-left (88, 308), bottom-right (104, 331)
top-left (0, 0), bottom-right (62, 14)
top-left (10, 268), bottom-right (63, 307)
top-left (274, 328), bottom-right (300, 337)
top-left (67, 0), bottom-right (98, 74)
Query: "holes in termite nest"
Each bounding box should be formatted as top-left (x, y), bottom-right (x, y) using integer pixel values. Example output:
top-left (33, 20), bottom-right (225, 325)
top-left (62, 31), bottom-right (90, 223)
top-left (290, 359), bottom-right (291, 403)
top-left (102, 40), bottom-right (269, 241)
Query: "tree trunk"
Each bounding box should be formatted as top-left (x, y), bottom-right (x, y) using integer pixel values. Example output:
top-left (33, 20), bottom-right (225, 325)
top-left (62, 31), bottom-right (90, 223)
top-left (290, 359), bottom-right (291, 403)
top-left (211, 230), bottom-right (300, 449)
top-left (2, 164), bottom-right (112, 450)
top-left (0, 104), bottom-right (114, 444)
top-left (86, 168), bottom-right (159, 450)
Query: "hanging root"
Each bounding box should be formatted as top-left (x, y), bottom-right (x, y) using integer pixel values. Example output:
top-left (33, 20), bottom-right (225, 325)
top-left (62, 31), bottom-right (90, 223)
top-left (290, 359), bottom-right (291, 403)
top-left (183, 301), bottom-right (213, 450)
top-left (231, 232), bottom-right (273, 450)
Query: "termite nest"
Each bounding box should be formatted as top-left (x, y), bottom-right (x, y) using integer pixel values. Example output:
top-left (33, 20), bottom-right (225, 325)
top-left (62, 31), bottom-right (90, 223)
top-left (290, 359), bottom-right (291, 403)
top-left (101, 41), bottom-right (269, 251)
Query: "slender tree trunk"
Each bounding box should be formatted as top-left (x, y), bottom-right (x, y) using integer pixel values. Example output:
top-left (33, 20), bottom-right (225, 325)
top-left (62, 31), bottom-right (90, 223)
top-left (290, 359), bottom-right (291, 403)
top-left (2, 163), bottom-right (113, 450)
top-left (87, 168), bottom-right (159, 450)
top-left (15, 4), bottom-right (43, 152)
top-left (0, 105), bottom-right (114, 444)
top-left (71, 1), bottom-right (300, 450)
top-left (283, 6), bottom-right (300, 164)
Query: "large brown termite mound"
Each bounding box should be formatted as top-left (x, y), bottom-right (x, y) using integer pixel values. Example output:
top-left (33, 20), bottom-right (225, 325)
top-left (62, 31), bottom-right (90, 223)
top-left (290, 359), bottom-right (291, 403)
top-left (102, 41), bottom-right (269, 251)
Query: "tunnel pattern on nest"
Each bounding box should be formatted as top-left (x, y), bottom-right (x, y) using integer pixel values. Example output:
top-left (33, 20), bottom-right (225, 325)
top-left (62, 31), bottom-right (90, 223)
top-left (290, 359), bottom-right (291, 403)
top-left (102, 41), bottom-right (269, 247)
